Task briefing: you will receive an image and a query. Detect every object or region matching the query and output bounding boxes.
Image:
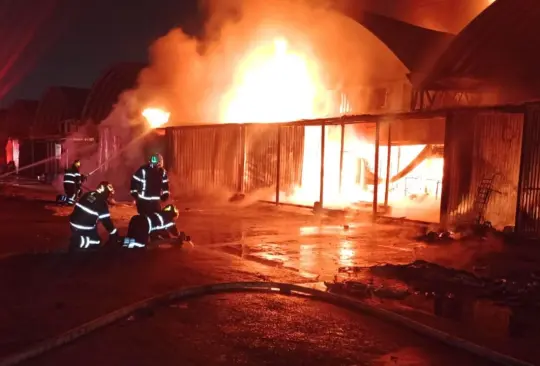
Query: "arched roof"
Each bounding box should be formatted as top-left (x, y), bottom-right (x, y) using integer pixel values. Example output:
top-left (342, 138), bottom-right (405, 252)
top-left (335, 4), bottom-right (455, 73)
top-left (5, 100), bottom-right (38, 138)
top-left (81, 62), bottom-right (146, 124)
top-left (34, 86), bottom-right (89, 135)
top-left (421, 0), bottom-right (540, 93)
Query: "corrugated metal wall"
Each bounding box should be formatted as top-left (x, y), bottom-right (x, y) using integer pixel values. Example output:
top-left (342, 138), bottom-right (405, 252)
top-left (442, 110), bottom-right (523, 230)
top-left (167, 125), bottom-right (242, 196)
top-left (244, 125), bottom-right (278, 193)
top-left (516, 103), bottom-right (540, 235)
top-left (279, 125), bottom-right (304, 194)
top-left (166, 123), bottom-right (305, 200)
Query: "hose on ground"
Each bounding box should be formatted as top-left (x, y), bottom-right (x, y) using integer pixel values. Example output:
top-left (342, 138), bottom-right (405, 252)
top-left (0, 282), bottom-right (534, 366)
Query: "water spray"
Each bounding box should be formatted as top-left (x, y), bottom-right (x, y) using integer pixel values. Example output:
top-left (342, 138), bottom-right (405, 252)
top-left (0, 156), bottom-right (59, 180)
top-left (85, 127), bottom-right (155, 178)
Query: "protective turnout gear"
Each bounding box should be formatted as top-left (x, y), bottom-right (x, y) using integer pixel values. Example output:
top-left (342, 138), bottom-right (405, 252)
top-left (63, 160), bottom-right (85, 205)
top-left (69, 181), bottom-right (117, 251)
top-left (123, 204), bottom-right (179, 249)
top-left (130, 154), bottom-right (170, 215)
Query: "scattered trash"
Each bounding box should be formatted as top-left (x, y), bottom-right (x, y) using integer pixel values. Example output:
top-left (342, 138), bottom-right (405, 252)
top-left (369, 260), bottom-right (540, 308)
top-left (416, 230), bottom-right (455, 244)
top-left (254, 272), bottom-right (270, 281)
top-left (325, 280), bottom-right (409, 300)
top-left (229, 193), bottom-right (245, 202)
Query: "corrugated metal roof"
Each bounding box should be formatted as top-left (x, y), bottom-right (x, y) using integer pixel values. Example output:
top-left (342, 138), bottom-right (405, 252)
top-left (34, 86), bottom-right (89, 135)
top-left (421, 0), bottom-right (540, 95)
top-left (5, 100), bottom-right (39, 138)
top-left (81, 62), bottom-right (146, 124)
top-left (336, 4), bottom-right (455, 72)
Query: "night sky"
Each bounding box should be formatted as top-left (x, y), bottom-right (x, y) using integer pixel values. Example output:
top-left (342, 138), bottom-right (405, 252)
top-left (0, 0), bottom-right (488, 108)
top-left (0, 0), bottom-right (201, 107)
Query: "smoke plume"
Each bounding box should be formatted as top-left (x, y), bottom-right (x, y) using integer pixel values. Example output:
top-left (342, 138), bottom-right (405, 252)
top-left (127, 0), bottom-right (408, 125)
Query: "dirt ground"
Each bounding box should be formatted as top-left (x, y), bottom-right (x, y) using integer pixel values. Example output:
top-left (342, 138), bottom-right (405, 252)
top-left (0, 183), bottom-right (536, 365)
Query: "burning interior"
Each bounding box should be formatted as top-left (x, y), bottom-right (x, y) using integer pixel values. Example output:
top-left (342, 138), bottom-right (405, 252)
top-left (279, 118), bottom-right (445, 223)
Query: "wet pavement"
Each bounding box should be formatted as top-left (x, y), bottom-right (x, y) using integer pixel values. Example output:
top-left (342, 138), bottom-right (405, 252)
top-left (25, 293), bottom-right (492, 366)
top-left (1, 184), bottom-right (539, 364)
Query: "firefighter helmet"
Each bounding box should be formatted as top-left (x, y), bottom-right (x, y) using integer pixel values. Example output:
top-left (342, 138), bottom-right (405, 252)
top-left (73, 159), bottom-right (81, 168)
top-left (149, 153), bottom-right (163, 168)
top-left (96, 181), bottom-right (115, 198)
top-left (163, 204), bottom-right (179, 218)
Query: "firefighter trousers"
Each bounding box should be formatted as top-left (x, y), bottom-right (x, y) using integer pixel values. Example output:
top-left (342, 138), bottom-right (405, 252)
top-left (70, 227), bottom-right (101, 251)
top-left (124, 215), bottom-right (149, 248)
top-left (64, 185), bottom-right (82, 204)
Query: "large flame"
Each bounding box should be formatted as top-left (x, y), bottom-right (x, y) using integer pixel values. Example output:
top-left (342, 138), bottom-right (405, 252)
top-left (142, 108), bottom-right (170, 129)
top-left (220, 38), bottom-right (329, 123)
top-left (220, 34), bottom-right (444, 222)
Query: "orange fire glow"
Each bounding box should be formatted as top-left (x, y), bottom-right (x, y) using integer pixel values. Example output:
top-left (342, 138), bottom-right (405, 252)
top-left (283, 126), bottom-right (444, 222)
top-left (220, 38), bottom-right (330, 123)
top-left (221, 36), bottom-right (443, 222)
top-left (142, 107), bottom-right (170, 129)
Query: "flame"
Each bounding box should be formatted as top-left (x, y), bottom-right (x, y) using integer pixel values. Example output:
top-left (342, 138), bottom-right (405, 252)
top-left (220, 35), bottom-right (443, 222)
top-left (142, 108), bottom-right (170, 128)
top-left (220, 38), bottom-right (329, 123)
top-left (284, 126), bottom-right (444, 222)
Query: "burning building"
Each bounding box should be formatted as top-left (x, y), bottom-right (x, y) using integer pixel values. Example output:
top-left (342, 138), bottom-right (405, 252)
top-left (136, 0), bottom-right (538, 237)
top-left (123, 0), bottom-right (455, 222)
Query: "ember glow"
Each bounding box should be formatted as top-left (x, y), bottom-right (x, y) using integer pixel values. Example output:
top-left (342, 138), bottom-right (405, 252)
top-left (142, 108), bottom-right (170, 129)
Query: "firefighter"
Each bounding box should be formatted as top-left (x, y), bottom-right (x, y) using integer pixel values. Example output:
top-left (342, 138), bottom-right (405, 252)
top-left (130, 153), bottom-right (170, 216)
top-left (69, 181), bottom-right (118, 251)
top-left (123, 204), bottom-right (182, 249)
top-left (62, 159), bottom-right (86, 205)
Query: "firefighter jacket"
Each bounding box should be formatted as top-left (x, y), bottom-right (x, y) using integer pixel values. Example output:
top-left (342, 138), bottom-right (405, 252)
top-left (130, 164), bottom-right (170, 201)
top-left (63, 165), bottom-right (82, 189)
top-left (146, 210), bottom-right (178, 235)
top-left (69, 191), bottom-right (117, 234)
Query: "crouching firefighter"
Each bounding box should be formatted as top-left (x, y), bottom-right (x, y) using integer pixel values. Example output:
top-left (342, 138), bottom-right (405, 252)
top-left (69, 181), bottom-right (118, 251)
top-left (123, 204), bottom-right (184, 249)
top-left (58, 160), bottom-right (86, 205)
top-left (130, 153), bottom-right (170, 215)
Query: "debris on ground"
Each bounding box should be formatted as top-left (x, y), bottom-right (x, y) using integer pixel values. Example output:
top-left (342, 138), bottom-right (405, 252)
top-left (369, 260), bottom-right (540, 308)
top-left (325, 280), bottom-right (409, 300)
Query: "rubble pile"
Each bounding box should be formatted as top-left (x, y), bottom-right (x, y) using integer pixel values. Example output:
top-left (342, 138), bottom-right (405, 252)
top-left (326, 260), bottom-right (540, 308)
top-left (370, 260), bottom-right (540, 308)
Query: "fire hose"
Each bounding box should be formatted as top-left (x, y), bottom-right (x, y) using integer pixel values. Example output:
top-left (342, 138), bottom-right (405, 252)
top-left (0, 282), bottom-right (533, 366)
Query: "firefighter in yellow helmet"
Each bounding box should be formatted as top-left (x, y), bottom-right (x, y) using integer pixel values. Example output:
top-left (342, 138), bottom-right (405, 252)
top-left (123, 204), bottom-right (185, 249)
top-left (68, 181), bottom-right (118, 251)
top-left (60, 159), bottom-right (86, 205)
